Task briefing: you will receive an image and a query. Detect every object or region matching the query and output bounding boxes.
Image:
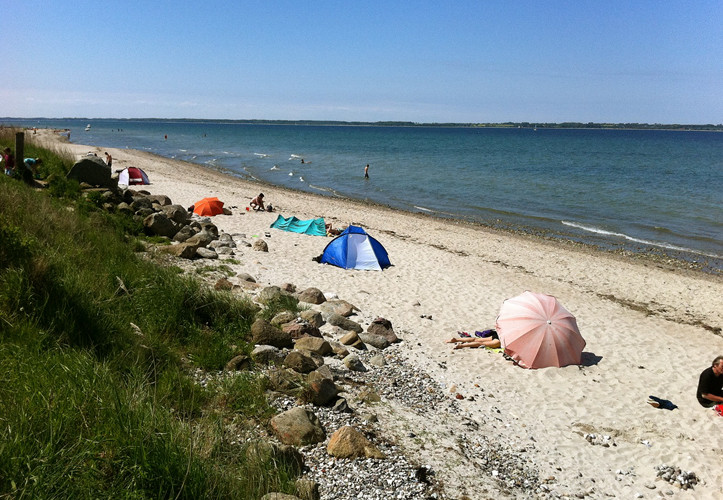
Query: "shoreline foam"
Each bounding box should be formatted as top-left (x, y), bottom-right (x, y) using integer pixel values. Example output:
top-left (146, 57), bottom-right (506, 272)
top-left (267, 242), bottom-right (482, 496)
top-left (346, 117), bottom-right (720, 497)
top-left (31, 129), bottom-right (723, 498)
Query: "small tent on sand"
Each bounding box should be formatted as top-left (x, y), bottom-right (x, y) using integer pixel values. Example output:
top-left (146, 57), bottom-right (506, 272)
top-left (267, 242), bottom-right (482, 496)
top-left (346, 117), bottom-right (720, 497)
top-left (270, 215), bottom-right (327, 236)
top-left (118, 167), bottom-right (150, 186)
top-left (319, 225), bottom-right (391, 271)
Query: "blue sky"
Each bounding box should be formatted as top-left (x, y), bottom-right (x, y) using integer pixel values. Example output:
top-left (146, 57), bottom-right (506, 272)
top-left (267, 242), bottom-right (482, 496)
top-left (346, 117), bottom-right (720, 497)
top-left (2, 1), bottom-right (721, 123)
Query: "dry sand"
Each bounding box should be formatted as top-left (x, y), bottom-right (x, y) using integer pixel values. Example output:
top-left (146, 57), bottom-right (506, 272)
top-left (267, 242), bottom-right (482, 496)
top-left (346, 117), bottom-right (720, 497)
top-left (33, 130), bottom-right (723, 498)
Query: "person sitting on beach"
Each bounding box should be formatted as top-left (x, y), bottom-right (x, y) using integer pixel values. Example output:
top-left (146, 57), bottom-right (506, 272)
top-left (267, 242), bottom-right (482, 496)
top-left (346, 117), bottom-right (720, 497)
top-left (447, 329), bottom-right (501, 350)
top-left (250, 193), bottom-right (265, 211)
top-left (696, 355), bottom-right (723, 408)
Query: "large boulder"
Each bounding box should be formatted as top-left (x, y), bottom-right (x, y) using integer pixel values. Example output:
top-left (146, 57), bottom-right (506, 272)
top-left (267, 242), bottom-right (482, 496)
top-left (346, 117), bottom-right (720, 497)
top-left (327, 426), bottom-right (385, 459)
top-left (283, 351), bottom-right (317, 374)
top-left (319, 299), bottom-right (357, 317)
top-left (294, 337), bottom-right (333, 356)
top-left (298, 287), bottom-right (326, 305)
top-left (67, 156), bottom-right (115, 188)
top-left (146, 194), bottom-right (172, 206)
top-left (160, 242), bottom-right (200, 259)
top-left (270, 407), bottom-right (326, 446)
top-left (282, 322), bottom-right (322, 340)
top-left (251, 319), bottom-right (293, 348)
top-left (366, 317), bottom-right (399, 343)
top-left (304, 370), bottom-right (339, 406)
top-left (161, 204), bottom-right (189, 224)
top-left (144, 212), bottom-right (179, 238)
top-left (186, 229), bottom-right (216, 248)
top-left (299, 309), bottom-right (324, 328)
top-left (358, 333), bottom-right (390, 350)
top-left (325, 313), bottom-right (363, 333)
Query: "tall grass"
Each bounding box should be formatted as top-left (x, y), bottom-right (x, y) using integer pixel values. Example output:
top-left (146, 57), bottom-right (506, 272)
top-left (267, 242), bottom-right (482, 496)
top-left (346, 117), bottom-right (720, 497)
top-left (0, 136), bottom-right (299, 499)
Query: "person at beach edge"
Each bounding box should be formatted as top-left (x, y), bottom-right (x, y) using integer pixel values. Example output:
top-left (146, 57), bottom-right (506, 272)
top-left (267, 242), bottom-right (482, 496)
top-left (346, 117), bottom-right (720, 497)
top-left (696, 355), bottom-right (723, 408)
top-left (250, 193), bottom-right (265, 211)
top-left (364, 164), bottom-right (369, 179)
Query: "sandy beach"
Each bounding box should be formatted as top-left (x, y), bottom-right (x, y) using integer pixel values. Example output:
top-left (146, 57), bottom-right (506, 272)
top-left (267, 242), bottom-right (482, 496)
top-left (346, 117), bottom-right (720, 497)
top-left (32, 130), bottom-right (723, 498)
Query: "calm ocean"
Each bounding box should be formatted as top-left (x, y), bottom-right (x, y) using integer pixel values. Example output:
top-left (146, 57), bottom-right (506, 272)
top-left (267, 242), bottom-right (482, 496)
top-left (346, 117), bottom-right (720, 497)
top-left (6, 118), bottom-right (723, 270)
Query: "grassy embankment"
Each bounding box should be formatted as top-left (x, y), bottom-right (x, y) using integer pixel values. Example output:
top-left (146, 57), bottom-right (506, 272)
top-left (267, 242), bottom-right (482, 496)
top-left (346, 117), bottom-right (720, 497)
top-left (0, 129), bottom-right (301, 499)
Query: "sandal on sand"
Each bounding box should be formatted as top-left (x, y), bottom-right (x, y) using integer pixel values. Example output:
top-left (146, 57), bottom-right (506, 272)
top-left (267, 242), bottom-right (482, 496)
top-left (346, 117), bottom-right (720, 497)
top-left (457, 331), bottom-right (471, 337)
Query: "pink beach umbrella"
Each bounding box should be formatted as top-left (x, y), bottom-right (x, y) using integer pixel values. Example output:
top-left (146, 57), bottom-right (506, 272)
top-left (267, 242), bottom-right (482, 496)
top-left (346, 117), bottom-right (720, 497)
top-left (495, 291), bottom-right (585, 369)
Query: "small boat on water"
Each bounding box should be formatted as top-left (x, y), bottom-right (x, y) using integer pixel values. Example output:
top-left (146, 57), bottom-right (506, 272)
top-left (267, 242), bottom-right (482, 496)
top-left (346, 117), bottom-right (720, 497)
top-left (85, 124), bottom-right (91, 131)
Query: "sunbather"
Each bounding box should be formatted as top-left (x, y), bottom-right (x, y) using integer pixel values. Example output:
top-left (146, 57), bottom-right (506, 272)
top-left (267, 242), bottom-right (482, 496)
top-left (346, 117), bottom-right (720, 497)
top-left (447, 329), bottom-right (500, 349)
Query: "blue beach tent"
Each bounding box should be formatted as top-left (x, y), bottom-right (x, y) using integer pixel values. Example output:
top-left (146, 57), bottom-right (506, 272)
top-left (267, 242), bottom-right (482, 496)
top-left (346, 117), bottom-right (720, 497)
top-left (319, 225), bottom-right (391, 271)
top-left (270, 215), bottom-right (327, 236)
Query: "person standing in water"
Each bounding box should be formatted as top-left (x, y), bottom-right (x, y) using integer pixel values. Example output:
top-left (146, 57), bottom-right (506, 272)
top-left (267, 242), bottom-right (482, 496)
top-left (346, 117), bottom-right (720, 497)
top-left (364, 164), bottom-right (369, 179)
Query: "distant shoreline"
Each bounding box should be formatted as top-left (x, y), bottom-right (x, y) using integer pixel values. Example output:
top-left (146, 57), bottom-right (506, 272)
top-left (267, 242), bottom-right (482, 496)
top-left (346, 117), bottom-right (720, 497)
top-left (3, 117), bottom-right (722, 132)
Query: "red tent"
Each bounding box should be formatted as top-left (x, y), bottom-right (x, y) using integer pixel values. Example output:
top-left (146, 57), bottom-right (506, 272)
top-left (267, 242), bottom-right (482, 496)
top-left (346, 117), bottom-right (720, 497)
top-left (118, 167), bottom-right (150, 185)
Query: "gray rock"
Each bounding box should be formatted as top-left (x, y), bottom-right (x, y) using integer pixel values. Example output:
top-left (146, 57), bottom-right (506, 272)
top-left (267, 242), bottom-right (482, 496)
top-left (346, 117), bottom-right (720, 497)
top-left (271, 311), bottom-right (297, 327)
top-left (319, 299), bottom-right (357, 317)
top-left (294, 337), bottom-right (333, 356)
top-left (146, 194), bottom-right (172, 206)
top-left (143, 212), bottom-right (179, 238)
top-left (195, 247), bottom-right (218, 259)
top-left (161, 204), bottom-right (189, 224)
top-left (325, 312), bottom-right (362, 333)
top-left (67, 156), bottom-right (115, 188)
top-left (298, 287), bottom-right (326, 305)
top-left (270, 407), bottom-right (326, 446)
top-left (225, 354), bottom-right (251, 371)
top-left (343, 354), bottom-right (367, 372)
top-left (367, 317), bottom-right (399, 343)
top-left (369, 354), bottom-right (386, 367)
top-left (238, 273), bottom-right (256, 283)
top-left (173, 225), bottom-right (195, 243)
top-left (283, 350), bottom-right (317, 374)
top-left (282, 322), bottom-right (322, 339)
top-left (251, 319), bottom-right (293, 348)
top-left (253, 239), bottom-right (269, 252)
top-left (299, 309), bottom-right (324, 328)
top-left (160, 242), bottom-right (199, 259)
top-left (186, 230), bottom-right (216, 248)
top-left (358, 332), bottom-right (390, 350)
top-left (251, 345), bottom-right (284, 365)
top-left (305, 370), bottom-right (339, 406)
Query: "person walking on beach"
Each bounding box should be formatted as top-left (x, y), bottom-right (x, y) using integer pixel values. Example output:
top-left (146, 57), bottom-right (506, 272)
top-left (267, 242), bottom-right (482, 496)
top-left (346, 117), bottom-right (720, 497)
top-left (696, 355), bottom-right (723, 407)
top-left (364, 164), bottom-right (369, 179)
top-left (104, 152), bottom-right (112, 167)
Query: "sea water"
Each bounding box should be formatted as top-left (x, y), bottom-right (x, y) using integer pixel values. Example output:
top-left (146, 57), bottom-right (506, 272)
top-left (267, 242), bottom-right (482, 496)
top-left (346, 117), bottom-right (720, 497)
top-left (6, 118), bottom-right (723, 270)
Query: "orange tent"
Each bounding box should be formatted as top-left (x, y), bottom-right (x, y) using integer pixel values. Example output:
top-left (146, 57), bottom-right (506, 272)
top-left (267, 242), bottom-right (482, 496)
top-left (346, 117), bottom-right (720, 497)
top-left (193, 197), bottom-right (225, 216)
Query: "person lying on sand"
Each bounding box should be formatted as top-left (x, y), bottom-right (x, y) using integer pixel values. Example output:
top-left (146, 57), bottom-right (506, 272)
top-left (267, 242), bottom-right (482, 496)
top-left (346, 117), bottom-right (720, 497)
top-left (447, 329), bottom-right (500, 349)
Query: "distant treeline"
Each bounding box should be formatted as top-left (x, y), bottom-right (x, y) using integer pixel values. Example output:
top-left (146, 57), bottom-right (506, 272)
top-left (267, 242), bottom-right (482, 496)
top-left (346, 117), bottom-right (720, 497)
top-left (5, 117), bottom-right (722, 130)
top-left (128, 119), bottom-right (723, 131)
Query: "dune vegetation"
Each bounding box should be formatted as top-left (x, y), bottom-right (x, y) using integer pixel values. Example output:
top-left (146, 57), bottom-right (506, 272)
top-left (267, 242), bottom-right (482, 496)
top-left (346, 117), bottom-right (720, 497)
top-left (0, 129), bottom-right (300, 499)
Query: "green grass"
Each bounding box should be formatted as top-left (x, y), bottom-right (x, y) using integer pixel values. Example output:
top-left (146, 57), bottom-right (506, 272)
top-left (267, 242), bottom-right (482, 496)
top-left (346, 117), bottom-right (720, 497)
top-left (0, 133), bottom-right (300, 499)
